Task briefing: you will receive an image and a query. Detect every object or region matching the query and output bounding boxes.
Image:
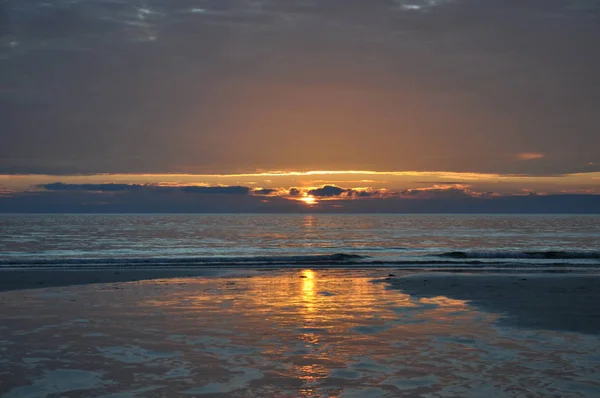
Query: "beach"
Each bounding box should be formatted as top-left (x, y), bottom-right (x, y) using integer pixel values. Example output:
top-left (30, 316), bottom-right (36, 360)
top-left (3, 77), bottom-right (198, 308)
top-left (0, 269), bottom-right (232, 292)
top-left (2, 269), bottom-right (600, 397)
top-left (386, 273), bottom-right (600, 335)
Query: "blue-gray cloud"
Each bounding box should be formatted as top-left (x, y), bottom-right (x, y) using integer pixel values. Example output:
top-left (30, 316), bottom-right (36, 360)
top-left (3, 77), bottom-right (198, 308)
top-left (39, 182), bottom-right (250, 195)
top-left (308, 185), bottom-right (346, 197)
top-left (253, 188), bottom-right (279, 195)
top-left (288, 188), bottom-right (301, 197)
top-left (41, 182), bottom-right (144, 192)
top-left (307, 185), bottom-right (379, 198)
top-left (1, 0), bottom-right (599, 176)
top-left (181, 185), bottom-right (250, 195)
top-left (2, 189), bottom-right (599, 214)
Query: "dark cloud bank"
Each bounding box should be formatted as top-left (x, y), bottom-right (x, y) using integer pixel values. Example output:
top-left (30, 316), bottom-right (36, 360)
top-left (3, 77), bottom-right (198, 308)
top-left (41, 183), bottom-right (251, 195)
top-left (0, 183), bottom-right (598, 213)
top-left (307, 185), bottom-right (378, 198)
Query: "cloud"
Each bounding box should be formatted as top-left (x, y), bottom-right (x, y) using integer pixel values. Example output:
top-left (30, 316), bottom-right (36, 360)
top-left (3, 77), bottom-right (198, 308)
top-left (306, 185), bottom-right (386, 198)
top-left (40, 182), bottom-right (144, 192)
top-left (413, 181), bottom-right (466, 185)
top-left (400, 184), bottom-right (495, 199)
top-left (39, 182), bottom-right (386, 199)
top-left (288, 188), bottom-right (302, 196)
top-left (181, 186), bottom-right (250, 195)
top-left (39, 182), bottom-right (251, 195)
top-left (308, 185), bottom-right (346, 197)
top-left (314, 194), bottom-right (600, 214)
top-left (0, 190), bottom-right (303, 213)
top-left (394, 0), bottom-right (450, 12)
top-left (516, 153), bottom-right (545, 161)
top-left (253, 188), bottom-right (280, 195)
top-left (1, 0), bottom-right (599, 178)
top-left (0, 186), bottom-right (14, 197)
top-left (4, 183), bottom-right (600, 214)
top-left (346, 190), bottom-right (377, 198)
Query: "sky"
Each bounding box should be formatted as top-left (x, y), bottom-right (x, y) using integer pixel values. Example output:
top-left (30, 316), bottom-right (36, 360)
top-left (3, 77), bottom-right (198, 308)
top-left (1, 0), bottom-right (599, 213)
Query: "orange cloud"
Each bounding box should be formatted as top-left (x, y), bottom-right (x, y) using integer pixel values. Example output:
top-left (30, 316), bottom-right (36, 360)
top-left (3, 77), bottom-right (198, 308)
top-left (516, 153), bottom-right (545, 161)
top-left (400, 184), bottom-right (496, 199)
top-left (3, 170), bottom-right (600, 198)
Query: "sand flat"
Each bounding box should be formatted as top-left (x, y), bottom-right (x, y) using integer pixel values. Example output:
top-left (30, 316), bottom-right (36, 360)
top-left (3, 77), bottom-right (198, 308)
top-left (1, 270), bottom-right (600, 397)
top-left (386, 273), bottom-right (600, 334)
top-left (0, 269), bottom-right (232, 292)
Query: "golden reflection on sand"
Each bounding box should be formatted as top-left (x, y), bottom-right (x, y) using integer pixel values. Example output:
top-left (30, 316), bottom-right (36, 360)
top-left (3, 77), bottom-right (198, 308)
top-left (2, 271), bottom-right (600, 397)
top-left (301, 269), bottom-right (316, 312)
top-left (141, 270), bottom-right (491, 396)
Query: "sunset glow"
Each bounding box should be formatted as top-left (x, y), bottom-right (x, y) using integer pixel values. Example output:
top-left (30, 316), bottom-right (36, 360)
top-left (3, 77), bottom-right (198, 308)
top-left (1, 169), bottom-right (599, 212)
top-left (2, 1), bottom-right (600, 397)
top-left (300, 196), bottom-right (318, 205)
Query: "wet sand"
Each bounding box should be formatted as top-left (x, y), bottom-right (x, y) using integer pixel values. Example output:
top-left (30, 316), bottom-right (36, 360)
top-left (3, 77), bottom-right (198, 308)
top-left (0, 269), bottom-right (231, 292)
top-left (2, 270), bottom-right (600, 397)
top-left (386, 273), bottom-right (600, 334)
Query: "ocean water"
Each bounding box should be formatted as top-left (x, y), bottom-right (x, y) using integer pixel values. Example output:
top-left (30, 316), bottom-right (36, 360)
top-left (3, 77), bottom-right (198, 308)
top-left (0, 214), bottom-right (599, 270)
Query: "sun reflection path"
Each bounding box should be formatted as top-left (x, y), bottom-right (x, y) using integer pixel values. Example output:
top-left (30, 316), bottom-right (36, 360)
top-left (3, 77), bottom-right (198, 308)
top-left (135, 273), bottom-right (600, 396)
top-left (2, 271), bottom-right (600, 397)
top-left (297, 269), bottom-right (333, 393)
top-left (301, 269), bottom-right (316, 312)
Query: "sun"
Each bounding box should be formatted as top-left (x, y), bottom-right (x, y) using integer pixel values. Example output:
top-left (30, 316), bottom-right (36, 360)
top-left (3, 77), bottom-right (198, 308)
top-left (299, 195), bottom-right (317, 205)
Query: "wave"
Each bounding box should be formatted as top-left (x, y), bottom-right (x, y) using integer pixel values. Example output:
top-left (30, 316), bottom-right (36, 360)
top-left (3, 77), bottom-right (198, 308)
top-left (436, 251), bottom-right (600, 260)
top-left (0, 253), bottom-right (368, 268)
top-left (0, 252), bottom-right (599, 270)
top-left (350, 247), bottom-right (411, 251)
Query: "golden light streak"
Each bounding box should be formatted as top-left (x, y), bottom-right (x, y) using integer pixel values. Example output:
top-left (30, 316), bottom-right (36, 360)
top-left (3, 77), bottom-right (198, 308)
top-left (301, 270), bottom-right (316, 301)
top-left (3, 171), bottom-right (599, 185)
top-left (0, 170), bottom-right (506, 179)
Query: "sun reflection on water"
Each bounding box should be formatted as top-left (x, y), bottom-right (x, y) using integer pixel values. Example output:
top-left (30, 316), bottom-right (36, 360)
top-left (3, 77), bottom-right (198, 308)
top-left (4, 271), bottom-right (600, 398)
top-left (139, 271), bottom-right (501, 396)
top-left (301, 269), bottom-right (316, 312)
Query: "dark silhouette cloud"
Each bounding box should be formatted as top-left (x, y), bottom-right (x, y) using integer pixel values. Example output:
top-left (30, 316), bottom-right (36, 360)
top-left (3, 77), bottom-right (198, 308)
top-left (41, 182), bottom-right (145, 192)
top-left (307, 185), bottom-right (383, 198)
top-left (181, 186), bottom-right (250, 195)
top-left (40, 182), bottom-right (251, 195)
top-left (327, 194), bottom-right (600, 214)
top-left (253, 188), bottom-right (279, 195)
top-left (308, 185), bottom-right (346, 197)
top-left (347, 190), bottom-right (376, 198)
top-left (2, 189), bottom-right (599, 214)
top-left (399, 184), bottom-right (487, 199)
top-left (288, 188), bottom-right (301, 197)
top-left (0, 190), bottom-right (302, 213)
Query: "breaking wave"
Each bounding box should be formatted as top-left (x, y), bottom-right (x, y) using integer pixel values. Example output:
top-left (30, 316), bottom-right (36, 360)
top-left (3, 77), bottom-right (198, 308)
top-left (0, 253), bottom-right (368, 268)
top-left (1, 251), bottom-right (599, 270)
top-left (436, 251), bottom-right (600, 260)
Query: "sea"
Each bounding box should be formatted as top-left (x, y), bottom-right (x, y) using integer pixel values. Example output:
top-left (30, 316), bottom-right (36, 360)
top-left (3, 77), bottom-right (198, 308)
top-left (1, 214), bottom-right (599, 271)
